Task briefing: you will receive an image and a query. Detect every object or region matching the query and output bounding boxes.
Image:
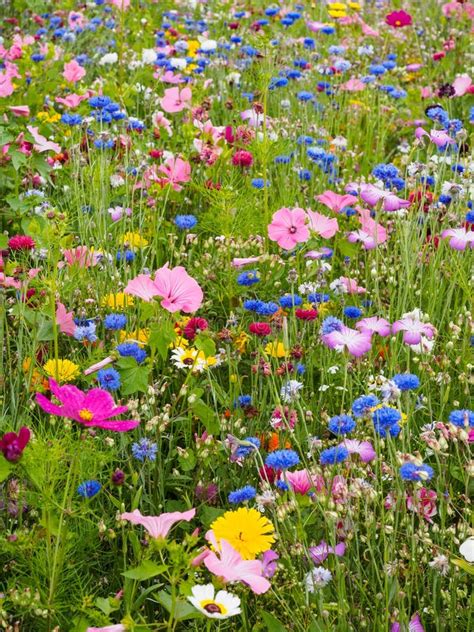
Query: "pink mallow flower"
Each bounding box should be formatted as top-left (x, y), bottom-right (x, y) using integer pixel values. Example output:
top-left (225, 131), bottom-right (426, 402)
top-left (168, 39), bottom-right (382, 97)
top-left (285, 469), bottom-right (321, 495)
top-left (347, 207), bottom-right (387, 249)
top-left (157, 156), bottom-right (191, 191)
top-left (315, 191), bottom-right (358, 213)
top-left (120, 508), bottom-right (196, 539)
top-left (125, 264), bottom-right (203, 313)
top-left (268, 207), bottom-right (309, 250)
top-left (322, 326), bottom-right (372, 357)
top-left (356, 316), bottom-right (391, 337)
top-left (341, 439), bottom-right (376, 463)
top-left (392, 317), bottom-right (435, 345)
top-left (56, 302), bottom-right (75, 336)
top-left (441, 227), bottom-right (474, 251)
top-left (415, 127), bottom-right (456, 148)
top-left (35, 379), bottom-right (139, 432)
top-left (87, 626), bottom-right (126, 632)
top-left (360, 184), bottom-right (411, 212)
top-left (391, 614), bottom-right (425, 632)
top-left (309, 540), bottom-right (346, 565)
top-left (63, 59), bottom-right (86, 83)
top-left (160, 86), bottom-right (192, 113)
top-left (306, 209), bottom-right (339, 238)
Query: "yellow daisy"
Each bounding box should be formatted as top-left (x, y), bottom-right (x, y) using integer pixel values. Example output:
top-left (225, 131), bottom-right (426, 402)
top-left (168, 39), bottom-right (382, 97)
top-left (102, 292), bottom-right (134, 309)
top-left (43, 359), bottom-right (80, 383)
top-left (211, 508), bottom-right (275, 560)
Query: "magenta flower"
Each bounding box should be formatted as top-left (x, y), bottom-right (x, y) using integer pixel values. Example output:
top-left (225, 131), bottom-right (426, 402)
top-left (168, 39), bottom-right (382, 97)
top-left (309, 540), bottom-right (346, 565)
top-left (120, 508), bottom-right (196, 539)
top-left (360, 184), bottom-right (411, 212)
top-left (35, 379), bottom-right (139, 432)
top-left (406, 488), bottom-right (437, 523)
top-left (0, 427), bottom-right (31, 462)
top-left (306, 210), bottom-right (339, 238)
top-left (441, 228), bottom-right (474, 250)
top-left (285, 469), bottom-right (320, 495)
top-left (125, 264), bottom-right (203, 313)
top-left (261, 550), bottom-right (279, 578)
top-left (415, 127), bottom-right (456, 148)
top-left (322, 326), bottom-right (372, 357)
top-left (341, 439), bottom-right (376, 463)
top-left (267, 207), bottom-right (309, 250)
top-left (315, 191), bottom-right (358, 213)
top-left (391, 613), bottom-right (424, 632)
top-left (160, 86), bottom-right (192, 113)
top-left (157, 156), bottom-right (191, 191)
top-left (392, 317), bottom-right (435, 345)
top-left (356, 316), bottom-right (391, 337)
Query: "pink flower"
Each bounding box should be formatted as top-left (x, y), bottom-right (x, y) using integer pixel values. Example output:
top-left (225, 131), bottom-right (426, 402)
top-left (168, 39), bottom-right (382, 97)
top-left (56, 302), bottom-right (75, 336)
top-left (63, 59), bottom-right (86, 83)
top-left (360, 184), bottom-right (411, 212)
top-left (355, 316), bottom-right (391, 337)
top-left (109, 0), bottom-right (131, 9)
top-left (315, 191), bottom-right (358, 213)
top-left (231, 256), bottom-right (262, 267)
top-left (306, 210), bottom-right (339, 238)
top-left (268, 207), bottom-right (309, 250)
top-left (452, 74), bottom-right (472, 96)
top-left (392, 317), bottom-right (435, 345)
top-left (152, 111), bottom-right (173, 136)
top-left (203, 533), bottom-right (271, 595)
top-left (160, 86), bottom-right (192, 113)
top-left (8, 105), bottom-right (29, 117)
top-left (157, 156), bottom-right (191, 191)
top-left (261, 550), bottom-right (279, 578)
top-left (87, 626), bottom-right (126, 632)
top-left (406, 488), bottom-right (437, 523)
top-left (348, 207), bottom-right (387, 249)
top-left (341, 439), bottom-right (376, 463)
top-left (62, 246), bottom-right (97, 268)
top-left (385, 10), bottom-right (412, 27)
top-left (55, 93), bottom-right (90, 108)
top-left (125, 264), bottom-right (203, 313)
top-left (35, 379), bottom-right (139, 432)
top-left (0, 427), bottom-right (31, 462)
top-left (441, 228), bottom-right (474, 251)
top-left (340, 78), bottom-right (365, 92)
top-left (391, 613), bottom-right (425, 632)
top-left (338, 276), bottom-right (366, 295)
top-left (120, 508), bottom-right (195, 538)
top-left (26, 125), bottom-right (61, 154)
top-left (322, 325), bottom-right (372, 357)
top-left (285, 469), bottom-right (319, 495)
top-left (309, 540), bottom-right (345, 565)
top-left (415, 127), bottom-right (455, 148)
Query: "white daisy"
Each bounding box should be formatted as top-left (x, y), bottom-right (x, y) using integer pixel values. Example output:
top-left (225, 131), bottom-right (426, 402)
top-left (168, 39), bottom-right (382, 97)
top-left (188, 584), bottom-right (241, 619)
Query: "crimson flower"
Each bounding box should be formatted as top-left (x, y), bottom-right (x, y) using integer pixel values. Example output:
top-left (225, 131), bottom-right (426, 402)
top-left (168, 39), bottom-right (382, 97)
top-left (0, 427), bottom-right (31, 462)
top-left (385, 10), bottom-right (412, 27)
top-left (8, 235), bottom-right (35, 251)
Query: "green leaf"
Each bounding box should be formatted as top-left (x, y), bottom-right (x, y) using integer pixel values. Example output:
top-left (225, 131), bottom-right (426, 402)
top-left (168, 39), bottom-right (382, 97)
top-left (451, 557), bottom-right (474, 575)
top-left (0, 234), bottom-right (8, 249)
top-left (178, 449), bottom-right (196, 472)
top-left (117, 356), bottom-right (151, 395)
top-left (194, 334), bottom-right (216, 358)
top-left (95, 596), bottom-right (118, 616)
top-left (10, 149), bottom-right (27, 172)
top-left (148, 318), bottom-right (176, 360)
top-left (36, 317), bottom-right (55, 342)
top-left (122, 560), bottom-right (167, 581)
top-left (0, 456), bottom-right (13, 483)
top-left (190, 399), bottom-right (219, 435)
top-left (154, 590), bottom-right (201, 621)
top-left (261, 611), bottom-right (288, 632)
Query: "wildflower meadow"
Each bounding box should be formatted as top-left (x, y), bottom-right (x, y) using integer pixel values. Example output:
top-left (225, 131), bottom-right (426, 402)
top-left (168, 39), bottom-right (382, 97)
top-left (1, 0), bottom-right (473, 630)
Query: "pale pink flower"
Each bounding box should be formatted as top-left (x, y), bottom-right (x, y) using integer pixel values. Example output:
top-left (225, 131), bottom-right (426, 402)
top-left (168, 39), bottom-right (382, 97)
top-left (348, 207), bottom-right (387, 249)
top-left (56, 303), bottom-right (75, 336)
top-left (392, 317), bottom-right (435, 345)
top-left (322, 326), bottom-right (372, 357)
top-left (160, 86), bottom-right (192, 113)
top-left (306, 21), bottom-right (327, 32)
top-left (453, 74), bottom-right (472, 96)
top-left (309, 541), bottom-right (346, 565)
top-left (152, 111), bottom-right (173, 136)
top-left (109, 0), bottom-right (130, 9)
top-left (157, 70), bottom-right (184, 84)
top-left (338, 276), bottom-right (366, 295)
top-left (125, 264), bottom-right (203, 313)
top-left (87, 626), bottom-right (126, 632)
top-left (157, 156), bottom-right (191, 191)
top-left (108, 206), bottom-right (132, 222)
top-left (55, 93), bottom-right (90, 108)
top-left (120, 508), bottom-right (196, 539)
top-left (267, 207), bottom-right (309, 250)
top-left (26, 126), bottom-right (61, 153)
top-left (62, 246), bottom-right (97, 268)
top-left (341, 439), bottom-right (376, 462)
top-left (315, 191), bottom-right (358, 213)
top-left (441, 227), bottom-right (474, 250)
top-left (8, 105), bottom-right (29, 117)
top-left (415, 127), bottom-right (455, 148)
top-left (63, 59), bottom-right (86, 83)
top-left (231, 256), bottom-right (262, 267)
top-left (360, 184), bottom-right (411, 212)
top-left (406, 488), bottom-right (437, 523)
top-left (356, 316), bottom-right (391, 337)
top-left (340, 78), bottom-right (365, 92)
top-left (306, 210), bottom-right (339, 238)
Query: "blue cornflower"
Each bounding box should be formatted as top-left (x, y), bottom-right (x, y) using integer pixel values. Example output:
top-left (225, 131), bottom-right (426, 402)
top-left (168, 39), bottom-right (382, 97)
top-left (256, 301), bottom-right (279, 316)
top-left (265, 449), bottom-right (300, 470)
top-left (251, 178), bottom-right (270, 189)
top-left (235, 395), bottom-right (252, 408)
top-left (372, 407), bottom-right (401, 435)
top-left (280, 294), bottom-right (302, 308)
top-left (116, 342), bottom-right (147, 364)
top-left (352, 395), bottom-right (379, 417)
top-left (97, 368), bottom-right (121, 391)
top-left (132, 438), bottom-right (158, 462)
top-left (466, 210), bottom-right (474, 224)
top-left (343, 306), bottom-right (362, 319)
top-left (174, 214), bottom-right (197, 230)
top-left (237, 270), bottom-right (260, 286)
top-left (228, 485), bottom-right (256, 504)
top-left (243, 299), bottom-right (263, 312)
top-left (116, 250), bottom-right (135, 263)
top-left (328, 415), bottom-right (356, 435)
top-left (234, 437), bottom-right (260, 459)
top-left (275, 155), bottom-right (292, 164)
top-left (74, 319), bottom-right (97, 342)
top-left (321, 316), bottom-right (343, 335)
top-left (61, 113), bottom-right (82, 126)
top-left (299, 169), bottom-right (312, 181)
top-left (392, 373), bottom-right (420, 391)
top-left (308, 293), bottom-right (330, 303)
top-left (89, 95), bottom-right (112, 109)
top-left (104, 313), bottom-right (127, 330)
top-left (448, 410), bottom-right (474, 428)
top-left (320, 446), bottom-right (349, 465)
top-left (94, 139), bottom-right (115, 150)
top-left (399, 463), bottom-right (434, 482)
top-left (77, 480), bottom-right (101, 498)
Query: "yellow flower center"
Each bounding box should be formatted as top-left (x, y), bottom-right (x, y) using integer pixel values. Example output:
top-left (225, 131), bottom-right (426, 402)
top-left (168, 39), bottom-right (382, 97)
top-left (79, 408), bottom-right (94, 421)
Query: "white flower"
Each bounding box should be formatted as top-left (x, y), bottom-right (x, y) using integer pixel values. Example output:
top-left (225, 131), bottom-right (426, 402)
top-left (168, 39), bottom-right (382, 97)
top-left (280, 380), bottom-right (303, 403)
top-left (141, 48), bottom-right (157, 64)
top-left (99, 52), bottom-right (118, 65)
top-left (188, 584), bottom-right (241, 619)
top-left (305, 567), bottom-right (332, 592)
top-left (459, 537), bottom-right (474, 563)
top-left (199, 38), bottom-right (217, 52)
top-left (428, 554), bottom-right (449, 575)
top-left (169, 57), bottom-right (187, 70)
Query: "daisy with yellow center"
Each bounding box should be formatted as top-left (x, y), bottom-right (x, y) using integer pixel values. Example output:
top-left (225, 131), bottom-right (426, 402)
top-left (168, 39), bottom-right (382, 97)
top-left (211, 507), bottom-right (275, 560)
top-left (102, 292), bottom-right (134, 309)
top-left (43, 359), bottom-right (80, 383)
top-left (188, 584), bottom-right (241, 620)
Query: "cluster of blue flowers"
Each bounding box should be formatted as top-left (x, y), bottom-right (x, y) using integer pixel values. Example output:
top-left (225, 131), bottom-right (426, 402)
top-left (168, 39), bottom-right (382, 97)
top-left (228, 485), bottom-right (256, 504)
top-left (328, 415), bottom-right (356, 436)
top-left (265, 449), bottom-right (300, 470)
top-left (399, 463), bottom-right (434, 482)
top-left (74, 318), bottom-right (97, 342)
top-left (237, 270), bottom-right (260, 286)
top-left (243, 299), bottom-right (279, 316)
top-left (77, 480), bottom-right (102, 498)
top-left (320, 446), bottom-right (349, 465)
top-left (392, 373), bottom-right (420, 391)
top-left (372, 406), bottom-right (401, 437)
top-left (448, 409), bottom-right (474, 428)
top-left (234, 437), bottom-right (260, 459)
top-left (104, 313), bottom-right (127, 330)
top-left (352, 395), bottom-right (379, 417)
top-left (116, 342), bottom-right (147, 364)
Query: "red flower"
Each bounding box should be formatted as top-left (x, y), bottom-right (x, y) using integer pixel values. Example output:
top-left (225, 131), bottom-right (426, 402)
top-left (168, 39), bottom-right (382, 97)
top-left (232, 150), bottom-right (253, 168)
top-left (183, 317), bottom-right (209, 341)
top-left (385, 10), bottom-right (412, 27)
top-left (295, 308), bottom-right (318, 321)
top-left (8, 235), bottom-right (35, 251)
top-left (249, 322), bottom-right (272, 337)
top-left (0, 427), bottom-right (31, 462)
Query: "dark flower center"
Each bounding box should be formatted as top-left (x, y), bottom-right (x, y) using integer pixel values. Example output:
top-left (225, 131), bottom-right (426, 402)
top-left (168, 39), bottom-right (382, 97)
top-left (289, 226), bottom-right (297, 234)
top-left (204, 603), bottom-right (223, 614)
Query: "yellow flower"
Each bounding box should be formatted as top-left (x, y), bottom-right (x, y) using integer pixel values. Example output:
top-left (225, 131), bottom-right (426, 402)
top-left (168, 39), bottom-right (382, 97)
top-left (170, 335), bottom-right (189, 349)
top-left (102, 292), bottom-right (134, 309)
top-left (120, 232), bottom-right (149, 248)
top-left (328, 1), bottom-right (347, 9)
top-left (119, 328), bottom-right (150, 345)
top-left (43, 359), bottom-right (80, 383)
top-left (328, 10), bottom-right (347, 18)
top-left (211, 508), bottom-right (275, 560)
top-left (348, 2), bottom-right (361, 9)
top-left (233, 332), bottom-right (250, 353)
top-left (264, 341), bottom-right (287, 358)
top-left (187, 40), bottom-right (200, 56)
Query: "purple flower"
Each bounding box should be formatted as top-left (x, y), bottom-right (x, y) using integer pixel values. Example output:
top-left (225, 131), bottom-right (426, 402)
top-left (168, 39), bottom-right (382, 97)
top-left (261, 550), bottom-right (279, 578)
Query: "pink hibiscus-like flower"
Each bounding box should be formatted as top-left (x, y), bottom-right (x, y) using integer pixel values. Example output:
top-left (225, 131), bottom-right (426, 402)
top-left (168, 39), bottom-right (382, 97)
top-left (55, 93), bottom-right (90, 108)
top-left (309, 540), bottom-right (346, 565)
top-left (322, 326), bottom-right (372, 357)
top-left (36, 379), bottom-right (139, 432)
top-left (56, 302), bottom-right (75, 336)
top-left (452, 74), bottom-right (472, 97)
top-left (109, 0), bottom-right (131, 10)
top-left (231, 256), bottom-right (262, 267)
top-left (26, 125), bottom-right (61, 154)
top-left (157, 156), bottom-right (191, 191)
top-left (63, 59), bottom-right (86, 83)
top-left (441, 227), bottom-right (474, 251)
top-left (315, 191), bottom-right (358, 213)
top-left (348, 207), bottom-right (387, 249)
top-left (338, 276), bottom-right (366, 295)
top-left (125, 264), bottom-right (203, 313)
top-left (285, 469), bottom-right (322, 495)
top-left (8, 105), bottom-right (30, 117)
top-left (306, 210), bottom-right (339, 238)
top-left (341, 439), bottom-right (376, 463)
top-left (406, 488), bottom-right (437, 523)
top-left (360, 184), bottom-right (411, 212)
top-left (120, 508), bottom-right (195, 539)
top-left (62, 246), bottom-right (97, 268)
top-left (355, 316), bottom-right (391, 337)
top-left (392, 317), bottom-right (435, 345)
top-left (268, 207), bottom-right (309, 250)
top-left (160, 86), bottom-right (192, 113)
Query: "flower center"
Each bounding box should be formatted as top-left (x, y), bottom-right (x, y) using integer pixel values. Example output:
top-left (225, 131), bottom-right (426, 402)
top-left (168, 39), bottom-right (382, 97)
top-left (201, 601), bottom-right (226, 615)
top-left (395, 20), bottom-right (401, 25)
top-left (289, 226), bottom-right (297, 234)
top-left (79, 408), bottom-right (94, 421)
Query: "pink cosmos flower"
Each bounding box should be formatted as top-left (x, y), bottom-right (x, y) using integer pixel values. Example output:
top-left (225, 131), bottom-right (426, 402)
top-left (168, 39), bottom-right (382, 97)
top-left (309, 541), bottom-right (346, 565)
top-left (360, 184), bottom-right (411, 212)
top-left (63, 59), bottom-right (86, 83)
top-left (406, 488), bottom-right (437, 523)
top-left (125, 264), bottom-right (203, 313)
top-left (338, 276), bottom-right (366, 295)
top-left (322, 326), bottom-right (372, 357)
top-left (441, 227), bottom-right (474, 250)
top-left (0, 427), bottom-right (31, 463)
top-left (306, 210), bottom-right (339, 238)
top-left (160, 86), bottom-right (192, 113)
top-left (203, 533), bottom-right (271, 595)
top-left (120, 508), bottom-right (196, 539)
top-left (56, 302), bottom-right (75, 336)
top-left (315, 191), bottom-right (358, 213)
top-left (157, 156), bottom-right (191, 191)
top-left (35, 379), bottom-right (139, 432)
top-left (385, 10), bottom-right (412, 27)
top-left (26, 126), bottom-right (61, 154)
top-left (392, 317), bottom-right (435, 345)
top-left (415, 127), bottom-right (455, 148)
top-left (341, 439), bottom-right (376, 463)
top-left (355, 316), bottom-right (391, 337)
top-left (391, 613), bottom-right (425, 632)
top-left (268, 207), bottom-right (309, 250)
top-left (285, 469), bottom-right (319, 495)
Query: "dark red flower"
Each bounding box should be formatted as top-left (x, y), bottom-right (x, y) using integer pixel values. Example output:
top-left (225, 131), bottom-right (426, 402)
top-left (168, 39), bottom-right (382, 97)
top-left (385, 10), bottom-right (412, 27)
top-left (0, 427), bottom-right (31, 463)
top-left (249, 322), bottom-right (272, 337)
top-left (184, 317), bottom-right (209, 341)
top-left (232, 150), bottom-right (253, 168)
top-left (295, 308), bottom-right (318, 321)
top-left (8, 235), bottom-right (35, 251)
